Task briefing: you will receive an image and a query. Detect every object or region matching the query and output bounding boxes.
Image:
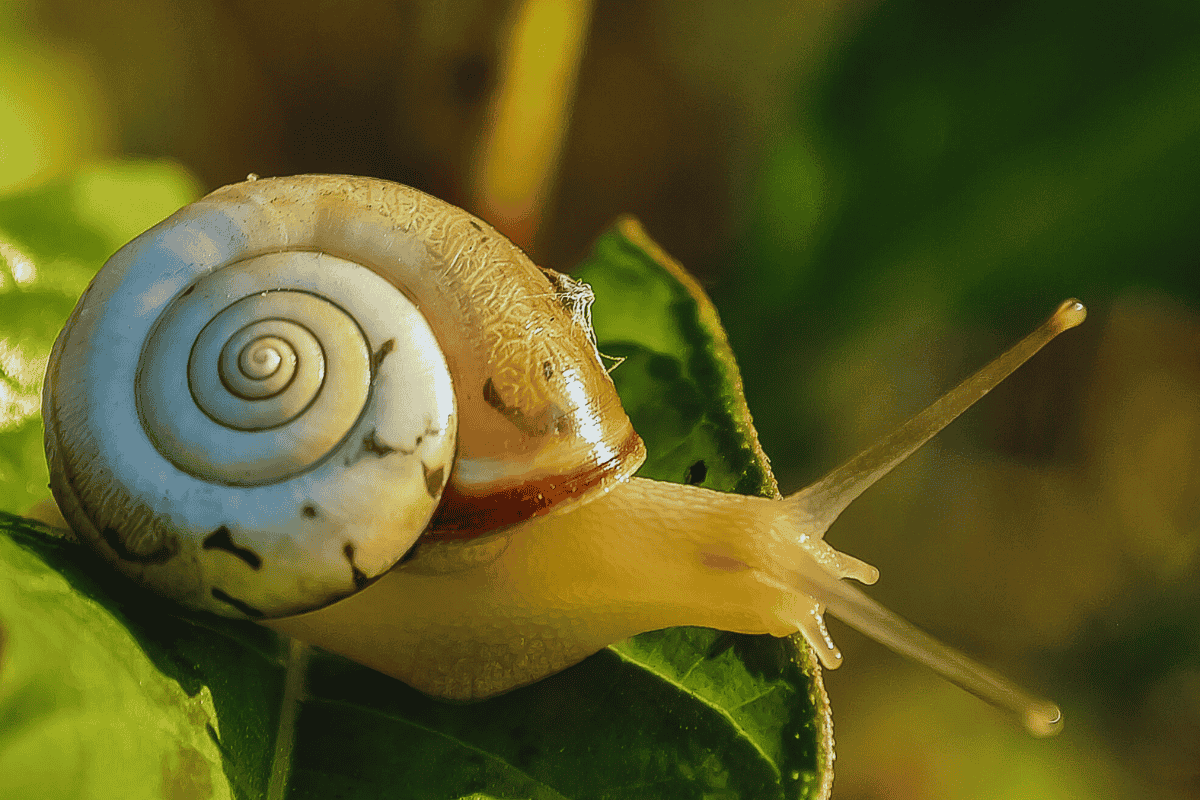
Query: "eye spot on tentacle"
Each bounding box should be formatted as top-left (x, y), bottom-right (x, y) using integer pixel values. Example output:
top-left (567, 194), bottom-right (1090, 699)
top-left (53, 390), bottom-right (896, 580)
top-left (202, 526), bottom-right (262, 570)
top-left (101, 526), bottom-right (178, 565)
top-left (685, 460), bottom-right (707, 485)
top-left (301, 504), bottom-right (318, 519)
top-left (211, 587), bottom-right (264, 618)
top-left (423, 463), bottom-right (446, 497)
top-left (343, 543), bottom-right (369, 590)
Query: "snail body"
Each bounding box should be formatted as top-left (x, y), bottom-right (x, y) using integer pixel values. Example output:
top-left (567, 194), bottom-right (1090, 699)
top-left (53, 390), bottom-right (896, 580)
top-left (43, 175), bottom-right (1081, 734)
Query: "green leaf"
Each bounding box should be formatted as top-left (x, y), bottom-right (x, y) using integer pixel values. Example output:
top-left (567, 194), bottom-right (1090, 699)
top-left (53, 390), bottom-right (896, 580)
top-left (0, 197), bottom-right (831, 798)
top-left (0, 159), bottom-right (202, 515)
top-left (0, 516), bottom-right (252, 799)
top-left (576, 217), bottom-right (779, 497)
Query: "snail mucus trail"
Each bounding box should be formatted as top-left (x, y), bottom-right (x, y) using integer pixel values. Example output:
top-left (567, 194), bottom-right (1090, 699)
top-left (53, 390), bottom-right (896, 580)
top-left (41, 175), bottom-right (1079, 737)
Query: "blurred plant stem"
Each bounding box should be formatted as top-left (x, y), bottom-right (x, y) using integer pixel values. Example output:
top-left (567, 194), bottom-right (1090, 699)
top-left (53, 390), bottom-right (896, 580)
top-left (468, 0), bottom-right (594, 250)
top-left (0, 7), bottom-right (114, 194)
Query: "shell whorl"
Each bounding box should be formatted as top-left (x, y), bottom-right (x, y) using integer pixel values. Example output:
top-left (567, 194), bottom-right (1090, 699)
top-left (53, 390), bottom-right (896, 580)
top-left (138, 255), bottom-right (380, 485)
top-left (43, 174), bottom-right (643, 619)
top-left (45, 192), bottom-right (458, 618)
top-left (193, 299), bottom-right (338, 430)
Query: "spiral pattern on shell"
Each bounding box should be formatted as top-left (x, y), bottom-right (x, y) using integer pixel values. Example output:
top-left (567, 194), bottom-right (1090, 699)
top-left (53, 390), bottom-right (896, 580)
top-left (45, 210), bottom-right (457, 618)
top-left (139, 256), bottom-right (384, 486)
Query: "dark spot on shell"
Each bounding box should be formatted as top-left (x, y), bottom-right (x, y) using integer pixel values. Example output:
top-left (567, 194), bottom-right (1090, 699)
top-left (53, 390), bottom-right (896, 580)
top-left (210, 588), bottom-right (264, 618)
top-left (202, 526), bottom-right (262, 570)
top-left (343, 543), bottom-right (369, 590)
top-left (101, 526), bottom-right (178, 565)
top-left (371, 338), bottom-right (396, 373)
top-left (302, 504), bottom-right (318, 519)
top-left (482, 377), bottom-right (566, 437)
top-left (482, 377), bottom-right (505, 411)
top-left (543, 360), bottom-right (554, 380)
top-left (536, 266), bottom-right (559, 290)
top-left (362, 429), bottom-right (396, 457)
top-left (410, 418), bottom-right (444, 453)
top-left (181, 285), bottom-right (195, 297)
top-left (422, 463), bottom-right (446, 498)
top-left (685, 460), bottom-right (708, 486)
top-left (469, 219), bottom-right (483, 231)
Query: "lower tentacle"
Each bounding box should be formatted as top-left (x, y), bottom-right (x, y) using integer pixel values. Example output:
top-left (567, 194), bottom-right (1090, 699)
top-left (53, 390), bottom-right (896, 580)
top-left (754, 496), bottom-right (1062, 736)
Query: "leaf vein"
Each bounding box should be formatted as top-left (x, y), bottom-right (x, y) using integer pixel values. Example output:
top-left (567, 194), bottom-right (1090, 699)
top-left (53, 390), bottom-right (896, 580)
top-left (608, 648), bottom-right (781, 779)
top-left (728, 685), bottom-right (779, 712)
top-left (305, 697), bottom-right (572, 800)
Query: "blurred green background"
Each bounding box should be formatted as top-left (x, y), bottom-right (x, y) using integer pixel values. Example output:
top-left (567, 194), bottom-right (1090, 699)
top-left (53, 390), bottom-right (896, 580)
top-left (2, 0), bottom-right (1198, 797)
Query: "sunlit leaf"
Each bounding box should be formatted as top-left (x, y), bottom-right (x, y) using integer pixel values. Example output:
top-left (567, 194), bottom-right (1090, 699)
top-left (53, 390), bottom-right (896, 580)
top-left (0, 200), bottom-right (831, 798)
top-left (0, 159), bottom-right (200, 513)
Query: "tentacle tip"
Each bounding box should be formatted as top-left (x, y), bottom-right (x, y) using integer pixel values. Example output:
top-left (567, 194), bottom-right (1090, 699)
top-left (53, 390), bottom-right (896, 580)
top-left (790, 611), bottom-right (845, 670)
top-left (1024, 702), bottom-right (1063, 737)
top-left (1052, 299), bottom-right (1086, 332)
top-left (832, 552), bottom-right (880, 586)
top-left (817, 647), bottom-right (843, 670)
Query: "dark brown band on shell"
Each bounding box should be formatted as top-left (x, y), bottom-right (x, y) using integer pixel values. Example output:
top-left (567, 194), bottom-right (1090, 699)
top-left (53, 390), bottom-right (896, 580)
top-left (427, 429), bottom-right (646, 537)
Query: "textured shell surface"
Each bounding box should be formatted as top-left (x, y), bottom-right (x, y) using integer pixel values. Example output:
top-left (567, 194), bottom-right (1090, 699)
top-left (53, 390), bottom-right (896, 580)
top-left (43, 175), bottom-right (643, 618)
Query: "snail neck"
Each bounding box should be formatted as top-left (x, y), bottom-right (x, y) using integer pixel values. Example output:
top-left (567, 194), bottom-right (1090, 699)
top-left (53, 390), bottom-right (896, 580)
top-left (267, 475), bottom-right (1061, 734)
top-left (264, 477), bottom-right (804, 700)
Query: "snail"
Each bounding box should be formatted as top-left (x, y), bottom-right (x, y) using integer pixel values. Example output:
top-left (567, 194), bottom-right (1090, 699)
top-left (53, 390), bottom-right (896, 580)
top-left (41, 174), bottom-right (1082, 736)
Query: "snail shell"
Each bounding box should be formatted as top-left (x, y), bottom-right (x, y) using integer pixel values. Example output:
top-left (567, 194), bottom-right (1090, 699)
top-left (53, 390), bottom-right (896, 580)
top-left (43, 175), bottom-right (644, 618)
